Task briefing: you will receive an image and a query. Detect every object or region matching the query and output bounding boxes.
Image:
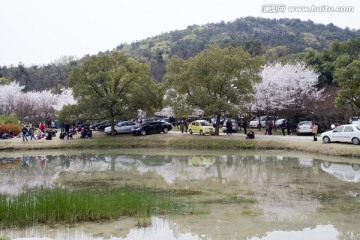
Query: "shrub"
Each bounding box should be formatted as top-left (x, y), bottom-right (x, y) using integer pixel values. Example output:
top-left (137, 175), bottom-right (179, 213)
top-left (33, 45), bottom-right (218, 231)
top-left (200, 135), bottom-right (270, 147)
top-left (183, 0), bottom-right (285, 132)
top-left (0, 123), bottom-right (21, 135)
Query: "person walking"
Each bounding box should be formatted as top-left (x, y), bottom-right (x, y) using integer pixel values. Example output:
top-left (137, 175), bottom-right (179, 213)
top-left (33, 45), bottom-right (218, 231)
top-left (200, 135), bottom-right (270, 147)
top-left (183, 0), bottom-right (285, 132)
top-left (28, 127), bottom-right (36, 140)
top-left (312, 122), bottom-right (318, 141)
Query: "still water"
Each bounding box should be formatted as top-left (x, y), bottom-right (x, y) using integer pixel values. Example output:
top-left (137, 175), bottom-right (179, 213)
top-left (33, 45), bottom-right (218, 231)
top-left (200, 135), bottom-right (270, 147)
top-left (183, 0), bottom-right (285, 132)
top-left (0, 149), bottom-right (359, 240)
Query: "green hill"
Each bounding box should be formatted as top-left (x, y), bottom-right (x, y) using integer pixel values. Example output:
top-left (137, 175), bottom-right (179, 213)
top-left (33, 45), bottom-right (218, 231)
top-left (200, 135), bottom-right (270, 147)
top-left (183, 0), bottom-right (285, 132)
top-left (115, 17), bottom-right (360, 82)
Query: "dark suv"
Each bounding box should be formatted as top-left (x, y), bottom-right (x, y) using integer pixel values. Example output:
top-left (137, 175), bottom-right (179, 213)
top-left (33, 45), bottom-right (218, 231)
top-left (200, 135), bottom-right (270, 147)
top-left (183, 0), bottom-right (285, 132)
top-left (132, 121), bottom-right (172, 136)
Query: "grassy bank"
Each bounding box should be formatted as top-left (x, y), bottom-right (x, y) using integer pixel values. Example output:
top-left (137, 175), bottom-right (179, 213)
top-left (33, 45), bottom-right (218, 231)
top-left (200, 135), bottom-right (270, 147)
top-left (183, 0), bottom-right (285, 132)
top-left (0, 187), bottom-right (179, 228)
top-left (1, 131), bottom-right (360, 158)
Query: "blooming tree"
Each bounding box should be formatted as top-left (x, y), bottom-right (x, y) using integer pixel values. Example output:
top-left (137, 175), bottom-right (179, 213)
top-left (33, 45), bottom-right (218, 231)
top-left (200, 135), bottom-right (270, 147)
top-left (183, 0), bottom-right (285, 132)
top-left (0, 82), bottom-right (24, 115)
top-left (0, 82), bottom-right (76, 123)
top-left (251, 62), bottom-right (321, 118)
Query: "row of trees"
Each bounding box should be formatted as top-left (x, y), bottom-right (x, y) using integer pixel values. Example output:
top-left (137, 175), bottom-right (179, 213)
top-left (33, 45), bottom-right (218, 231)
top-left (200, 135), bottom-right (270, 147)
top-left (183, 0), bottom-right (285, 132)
top-left (59, 45), bottom-right (340, 136)
top-left (2, 42), bottom-right (359, 136)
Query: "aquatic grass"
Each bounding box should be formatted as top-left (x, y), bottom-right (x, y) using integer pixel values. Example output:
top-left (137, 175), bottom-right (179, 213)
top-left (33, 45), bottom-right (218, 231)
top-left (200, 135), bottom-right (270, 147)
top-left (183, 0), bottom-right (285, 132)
top-left (0, 187), bottom-right (178, 228)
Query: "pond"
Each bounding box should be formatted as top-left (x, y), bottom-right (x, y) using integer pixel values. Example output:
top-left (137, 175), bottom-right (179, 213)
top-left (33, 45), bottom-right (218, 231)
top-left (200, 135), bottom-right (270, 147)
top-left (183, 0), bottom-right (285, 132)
top-left (0, 149), bottom-right (359, 240)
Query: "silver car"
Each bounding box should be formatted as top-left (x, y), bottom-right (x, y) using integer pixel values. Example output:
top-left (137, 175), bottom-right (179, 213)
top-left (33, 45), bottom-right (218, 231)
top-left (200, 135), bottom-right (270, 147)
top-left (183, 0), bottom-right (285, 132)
top-left (222, 119), bottom-right (239, 133)
top-left (296, 121), bottom-right (313, 135)
top-left (104, 121), bottom-right (140, 134)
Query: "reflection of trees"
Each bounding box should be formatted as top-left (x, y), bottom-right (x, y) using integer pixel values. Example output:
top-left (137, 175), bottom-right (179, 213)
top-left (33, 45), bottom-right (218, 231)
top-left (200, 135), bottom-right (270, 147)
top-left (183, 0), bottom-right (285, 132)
top-left (338, 232), bottom-right (360, 240)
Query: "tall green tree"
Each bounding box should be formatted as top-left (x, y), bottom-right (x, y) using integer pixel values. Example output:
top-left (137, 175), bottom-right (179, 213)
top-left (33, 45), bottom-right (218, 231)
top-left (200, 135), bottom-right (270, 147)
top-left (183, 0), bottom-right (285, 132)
top-left (164, 45), bottom-right (264, 135)
top-left (67, 52), bottom-right (161, 135)
top-left (334, 54), bottom-right (360, 115)
top-left (305, 38), bottom-right (360, 88)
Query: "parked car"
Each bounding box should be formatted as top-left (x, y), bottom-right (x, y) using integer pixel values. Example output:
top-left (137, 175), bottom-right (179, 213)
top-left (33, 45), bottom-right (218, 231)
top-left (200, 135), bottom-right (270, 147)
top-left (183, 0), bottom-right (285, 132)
top-left (249, 116), bottom-right (277, 128)
top-left (320, 124), bottom-right (360, 145)
top-left (296, 121), bottom-right (313, 135)
top-left (97, 122), bottom-right (112, 131)
top-left (211, 117), bottom-right (225, 127)
top-left (188, 120), bottom-right (215, 135)
top-left (275, 118), bottom-right (286, 129)
top-left (104, 121), bottom-right (140, 135)
top-left (349, 116), bottom-right (360, 124)
top-left (222, 119), bottom-right (239, 133)
top-left (90, 121), bottom-right (108, 130)
top-left (132, 121), bottom-right (172, 136)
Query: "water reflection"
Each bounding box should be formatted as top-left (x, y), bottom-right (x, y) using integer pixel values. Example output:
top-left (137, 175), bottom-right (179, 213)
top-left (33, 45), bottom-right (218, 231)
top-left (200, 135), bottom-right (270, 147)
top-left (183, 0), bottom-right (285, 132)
top-left (1, 151), bottom-right (360, 240)
top-left (321, 161), bottom-right (360, 183)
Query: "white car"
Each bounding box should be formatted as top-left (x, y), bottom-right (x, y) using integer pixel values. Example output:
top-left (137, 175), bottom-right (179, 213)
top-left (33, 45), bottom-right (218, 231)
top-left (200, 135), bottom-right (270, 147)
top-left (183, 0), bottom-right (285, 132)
top-left (275, 118), bottom-right (286, 129)
top-left (349, 116), bottom-right (360, 124)
top-left (320, 124), bottom-right (360, 145)
top-left (104, 121), bottom-right (140, 134)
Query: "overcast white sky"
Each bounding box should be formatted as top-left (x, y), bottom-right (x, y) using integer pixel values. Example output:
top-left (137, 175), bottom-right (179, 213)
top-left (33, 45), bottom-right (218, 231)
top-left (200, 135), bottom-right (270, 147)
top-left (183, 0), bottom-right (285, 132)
top-left (1, 0), bottom-right (359, 66)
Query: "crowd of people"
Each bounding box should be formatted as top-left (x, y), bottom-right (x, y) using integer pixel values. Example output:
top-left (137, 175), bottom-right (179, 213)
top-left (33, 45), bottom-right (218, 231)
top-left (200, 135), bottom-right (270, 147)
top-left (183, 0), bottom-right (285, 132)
top-left (20, 122), bottom-right (57, 142)
top-left (59, 123), bottom-right (93, 140)
top-left (12, 121), bottom-right (93, 142)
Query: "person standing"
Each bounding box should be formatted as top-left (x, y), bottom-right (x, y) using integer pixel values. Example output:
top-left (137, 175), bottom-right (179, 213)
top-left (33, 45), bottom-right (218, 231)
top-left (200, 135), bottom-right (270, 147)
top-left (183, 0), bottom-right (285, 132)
top-left (180, 119), bottom-right (185, 133)
top-left (226, 118), bottom-right (233, 135)
top-left (280, 120), bottom-right (286, 136)
top-left (21, 126), bottom-right (28, 142)
top-left (286, 119), bottom-right (292, 135)
top-left (242, 120), bottom-right (248, 135)
top-left (312, 122), bottom-right (318, 141)
top-left (39, 122), bottom-right (45, 133)
top-left (65, 123), bottom-right (70, 139)
top-left (269, 119), bottom-right (273, 135)
top-left (184, 119), bottom-right (189, 133)
top-left (264, 119), bottom-right (270, 135)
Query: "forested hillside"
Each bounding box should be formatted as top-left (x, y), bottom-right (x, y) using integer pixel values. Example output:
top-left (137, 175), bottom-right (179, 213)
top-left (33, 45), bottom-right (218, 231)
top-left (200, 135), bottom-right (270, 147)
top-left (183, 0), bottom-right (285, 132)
top-left (1, 17), bottom-right (359, 90)
top-left (116, 17), bottom-right (360, 82)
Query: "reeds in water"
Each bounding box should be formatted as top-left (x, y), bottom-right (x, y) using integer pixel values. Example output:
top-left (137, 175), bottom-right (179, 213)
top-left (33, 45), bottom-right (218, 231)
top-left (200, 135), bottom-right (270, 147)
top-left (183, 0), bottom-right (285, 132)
top-left (0, 187), bottom-right (178, 228)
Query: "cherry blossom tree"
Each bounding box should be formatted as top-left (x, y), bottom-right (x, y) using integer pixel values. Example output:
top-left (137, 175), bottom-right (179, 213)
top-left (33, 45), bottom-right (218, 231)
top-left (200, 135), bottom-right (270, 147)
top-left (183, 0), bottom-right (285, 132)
top-left (251, 62), bottom-right (321, 120)
top-left (0, 82), bottom-right (24, 115)
top-left (0, 82), bottom-right (76, 123)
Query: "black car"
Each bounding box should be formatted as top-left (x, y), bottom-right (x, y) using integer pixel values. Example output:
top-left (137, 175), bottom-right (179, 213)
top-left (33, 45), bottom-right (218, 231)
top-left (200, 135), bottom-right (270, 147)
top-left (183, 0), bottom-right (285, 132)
top-left (97, 122), bottom-right (112, 131)
top-left (132, 121), bottom-right (172, 136)
top-left (90, 121), bottom-right (108, 130)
